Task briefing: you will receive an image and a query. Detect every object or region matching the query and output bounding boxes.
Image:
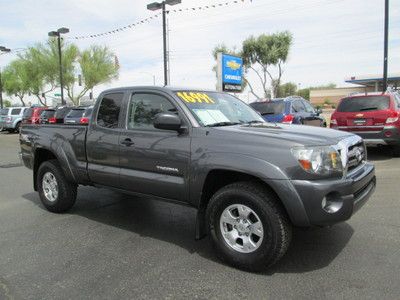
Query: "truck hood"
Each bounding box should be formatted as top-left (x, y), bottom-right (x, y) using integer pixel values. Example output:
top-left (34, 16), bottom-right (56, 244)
top-left (214, 123), bottom-right (354, 146)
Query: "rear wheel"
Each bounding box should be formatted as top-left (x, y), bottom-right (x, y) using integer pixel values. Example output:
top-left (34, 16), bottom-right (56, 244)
top-left (14, 122), bottom-right (21, 133)
top-left (392, 145), bottom-right (400, 157)
top-left (37, 160), bottom-right (77, 213)
top-left (206, 181), bottom-right (292, 272)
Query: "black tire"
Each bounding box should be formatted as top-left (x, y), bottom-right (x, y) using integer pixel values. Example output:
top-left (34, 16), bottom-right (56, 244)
top-left (206, 181), bottom-right (292, 272)
top-left (392, 145), bottom-right (400, 157)
top-left (37, 159), bottom-right (77, 213)
top-left (14, 122), bottom-right (21, 133)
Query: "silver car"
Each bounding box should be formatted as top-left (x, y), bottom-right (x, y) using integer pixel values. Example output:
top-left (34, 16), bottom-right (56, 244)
top-left (0, 107), bottom-right (28, 133)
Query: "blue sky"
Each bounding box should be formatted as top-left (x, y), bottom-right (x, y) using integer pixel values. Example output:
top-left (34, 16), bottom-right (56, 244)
top-left (0, 0), bottom-right (399, 102)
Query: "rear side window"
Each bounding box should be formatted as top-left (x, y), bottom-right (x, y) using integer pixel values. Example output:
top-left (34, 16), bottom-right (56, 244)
top-left (0, 109), bottom-right (9, 115)
top-left (338, 96), bottom-right (390, 112)
top-left (11, 108), bottom-right (21, 115)
top-left (250, 102), bottom-right (285, 115)
top-left (97, 93), bottom-right (124, 129)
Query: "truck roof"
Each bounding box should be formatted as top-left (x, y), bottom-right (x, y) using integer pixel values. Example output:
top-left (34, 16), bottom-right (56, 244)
top-left (99, 86), bottom-right (218, 94)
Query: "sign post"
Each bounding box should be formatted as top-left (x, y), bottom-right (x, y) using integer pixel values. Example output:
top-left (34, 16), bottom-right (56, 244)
top-left (217, 53), bottom-right (243, 93)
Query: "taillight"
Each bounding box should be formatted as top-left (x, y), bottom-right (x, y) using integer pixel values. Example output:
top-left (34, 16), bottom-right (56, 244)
top-left (330, 119), bottom-right (338, 127)
top-left (49, 117), bottom-right (56, 124)
top-left (80, 117), bottom-right (89, 124)
top-left (385, 111), bottom-right (399, 125)
top-left (5, 117), bottom-right (12, 123)
top-left (282, 114), bottom-right (294, 124)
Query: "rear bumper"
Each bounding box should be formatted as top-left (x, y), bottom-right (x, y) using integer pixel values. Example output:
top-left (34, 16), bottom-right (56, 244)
top-left (289, 162), bottom-right (375, 226)
top-left (336, 126), bottom-right (400, 146)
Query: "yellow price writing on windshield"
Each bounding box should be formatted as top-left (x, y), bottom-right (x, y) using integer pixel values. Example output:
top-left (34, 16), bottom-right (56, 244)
top-left (176, 92), bottom-right (215, 104)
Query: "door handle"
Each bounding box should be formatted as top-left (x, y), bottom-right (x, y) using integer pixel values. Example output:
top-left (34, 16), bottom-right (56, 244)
top-left (121, 138), bottom-right (134, 146)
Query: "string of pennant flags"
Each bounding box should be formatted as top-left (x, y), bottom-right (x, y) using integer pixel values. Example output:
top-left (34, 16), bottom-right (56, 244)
top-left (69, 0), bottom-right (252, 40)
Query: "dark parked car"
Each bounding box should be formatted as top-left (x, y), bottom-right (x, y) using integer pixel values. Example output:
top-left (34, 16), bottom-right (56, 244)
top-left (20, 87), bottom-right (375, 271)
top-left (64, 106), bottom-right (93, 124)
top-left (53, 106), bottom-right (74, 124)
top-left (39, 109), bottom-right (56, 124)
top-left (22, 107), bottom-right (48, 124)
top-left (330, 91), bottom-right (400, 156)
top-left (250, 96), bottom-right (326, 127)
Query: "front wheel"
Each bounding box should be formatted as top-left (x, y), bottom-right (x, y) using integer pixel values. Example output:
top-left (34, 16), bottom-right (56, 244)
top-left (206, 182), bottom-right (292, 272)
top-left (37, 160), bottom-right (77, 213)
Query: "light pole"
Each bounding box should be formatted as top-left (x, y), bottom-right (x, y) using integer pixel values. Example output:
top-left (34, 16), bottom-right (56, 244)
top-left (0, 46), bottom-right (11, 109)
top-left (48, 27), bottom-right (69, 105)
top-left (383, 0), bottom-right (389, 92)
top-left (147, 0), bottom-right (181, 86)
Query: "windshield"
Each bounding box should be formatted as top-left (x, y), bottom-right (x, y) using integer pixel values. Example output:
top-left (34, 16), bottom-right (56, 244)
top-left (338, 96), bottom-right (390, 112)
top-left (175, 91), bottom-right (264, 126)
top-left (250, 101), bottom-right (285, 115)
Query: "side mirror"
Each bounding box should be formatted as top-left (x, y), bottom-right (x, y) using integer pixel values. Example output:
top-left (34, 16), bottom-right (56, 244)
top-left (316, 108), bottom-right (322, 115)
top-left (153, 112), bottom-right (182, 131)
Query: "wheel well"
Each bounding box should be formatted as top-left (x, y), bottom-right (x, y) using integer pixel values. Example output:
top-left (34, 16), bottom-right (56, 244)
top-left (199, 169), bottom-right (280, 210)
top-left (33, 149), bottom-right (57, 191)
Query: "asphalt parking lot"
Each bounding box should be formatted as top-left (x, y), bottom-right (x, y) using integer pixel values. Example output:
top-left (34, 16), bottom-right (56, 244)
top-left (0, 131), bottom-right (399, 300)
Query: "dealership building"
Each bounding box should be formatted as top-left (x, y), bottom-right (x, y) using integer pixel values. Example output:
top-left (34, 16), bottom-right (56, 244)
top-left (310, 73), bottom-right (400, 106)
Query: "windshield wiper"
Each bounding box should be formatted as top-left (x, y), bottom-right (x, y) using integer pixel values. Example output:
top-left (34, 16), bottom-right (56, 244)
top-left (246, 120), bottom-right (265, 124)
top-left (359, 107), bottom-right (378, 111)
top-left (205, 122), bottom-right (241, 127)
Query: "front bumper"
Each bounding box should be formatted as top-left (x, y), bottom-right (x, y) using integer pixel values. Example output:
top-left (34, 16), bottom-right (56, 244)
top-left (290, 162), bottom-right (375, 226)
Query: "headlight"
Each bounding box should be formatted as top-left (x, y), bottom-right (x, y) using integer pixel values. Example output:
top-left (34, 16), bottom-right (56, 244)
top-left (291, 146), bottom-right (342, 176)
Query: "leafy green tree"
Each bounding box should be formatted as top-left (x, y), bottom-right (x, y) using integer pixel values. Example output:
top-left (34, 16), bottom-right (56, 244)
top-left (27, 39), bottom-right (79, 105)
top-left (65, 45), bottom-right (119, 105)
top-left (276, 82), bottom-right (297, 98)
top-left (242, 31), bottom-right (293, 98)
top-left (3, 100), bottom-right (12, 107)
top-left (297, 88), bottom-right (310, 100)
top-left (1, 60), bottom-right (30, 106)
top-left (297, 83), bottom-right (337, 101)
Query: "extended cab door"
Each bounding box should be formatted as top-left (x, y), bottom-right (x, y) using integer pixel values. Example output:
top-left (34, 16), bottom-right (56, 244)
top-left (86, 92), bottom-right (124, 187)
top-left (118, 90), bottom-right (191, 202)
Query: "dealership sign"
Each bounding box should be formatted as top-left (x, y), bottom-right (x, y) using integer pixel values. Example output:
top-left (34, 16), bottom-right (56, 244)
top-left (217, 53), bottom-right (243, 92)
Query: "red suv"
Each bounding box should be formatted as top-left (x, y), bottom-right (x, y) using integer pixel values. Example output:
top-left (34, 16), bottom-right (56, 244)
top-left (330, 92), bottom-right (400, 155)
top-left (22, 107), bottom-right (48, 124)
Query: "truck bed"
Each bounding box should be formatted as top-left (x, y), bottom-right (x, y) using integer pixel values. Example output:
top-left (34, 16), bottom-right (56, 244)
top-left (20, 124), bottom-right (90, 185)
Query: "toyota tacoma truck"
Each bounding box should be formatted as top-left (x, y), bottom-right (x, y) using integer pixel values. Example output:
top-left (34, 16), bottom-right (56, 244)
top-left (20, 86), bottom-right (376, 271)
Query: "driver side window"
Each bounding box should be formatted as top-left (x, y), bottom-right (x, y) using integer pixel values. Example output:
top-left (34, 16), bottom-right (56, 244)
top-left (128, 93), bottom-right (176, 130)
top-left (292, 100), bottom-right (305, 113)
top-left (303, 100), bottom-right (315, 113)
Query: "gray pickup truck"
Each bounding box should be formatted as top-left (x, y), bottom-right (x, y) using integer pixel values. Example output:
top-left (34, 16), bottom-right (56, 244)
top-left (20, 86), bottom-right (376, 271)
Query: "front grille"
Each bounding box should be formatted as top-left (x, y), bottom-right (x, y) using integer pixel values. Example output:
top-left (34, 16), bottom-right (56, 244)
top-left (347, 142), bottom-right (366, 172)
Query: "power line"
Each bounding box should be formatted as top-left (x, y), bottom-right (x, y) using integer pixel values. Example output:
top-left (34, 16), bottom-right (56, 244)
top-left (68, 0), bottom-right (252, 40)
